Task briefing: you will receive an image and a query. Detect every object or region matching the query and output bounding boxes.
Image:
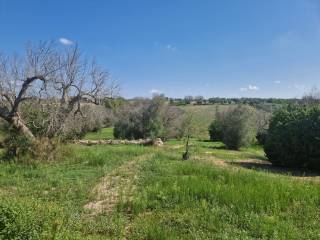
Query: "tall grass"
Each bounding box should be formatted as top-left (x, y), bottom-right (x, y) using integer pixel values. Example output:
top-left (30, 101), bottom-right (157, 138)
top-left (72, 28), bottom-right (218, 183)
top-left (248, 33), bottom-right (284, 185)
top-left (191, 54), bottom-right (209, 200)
top-left (122, 151), bottom-right (320, 239)
top-left (0, 141), bottom-right (319, 239)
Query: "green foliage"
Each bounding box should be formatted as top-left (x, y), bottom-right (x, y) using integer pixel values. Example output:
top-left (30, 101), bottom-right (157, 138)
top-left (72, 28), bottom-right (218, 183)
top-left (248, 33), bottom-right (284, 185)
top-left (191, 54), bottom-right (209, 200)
top-left (104, 97), bottom-right (127, 112)
top-left (20, 102), bottom-right (50, 137)
top-left (2, 129), bottom-right (33, 162)
top-left (179, 113), bottom-right (198, 160)
top-left (2, 128), bottom-right (69, 163)
top-left (208, 119), bottom-right (223, 141)
top-left (0, 198), bottom-right (62, 240)
top-left (114, 109), bottom-right (144, 139)
top-left (114, 96), bottom-right (180, 140)
top-left (209, 105), bottom-right (258, 149)
top-left (264, 104), bottom-right (320, 169)
top-left (256, 129), bottom-right (268, 145)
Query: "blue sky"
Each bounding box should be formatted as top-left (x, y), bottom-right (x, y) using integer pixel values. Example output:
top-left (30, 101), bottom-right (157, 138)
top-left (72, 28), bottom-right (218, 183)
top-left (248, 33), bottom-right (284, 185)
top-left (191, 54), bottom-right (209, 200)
top-left (1, 0), bottom-right (320, 98)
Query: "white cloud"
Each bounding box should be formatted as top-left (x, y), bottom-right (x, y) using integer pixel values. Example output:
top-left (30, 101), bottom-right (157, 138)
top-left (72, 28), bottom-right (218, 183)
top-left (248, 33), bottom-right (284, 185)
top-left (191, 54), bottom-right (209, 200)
top-left (274, 80), bottom-right (281, 84)
top-left (165, 44), bottom-right (177, 52)
top-left (240, 85), bottom-right (259, 92)
top-left (150, 89), bottom-right (162, 95)
top-left (59, 37), bottom-right (74, 45)
top-left (248, 85), bottom-right (259, 90)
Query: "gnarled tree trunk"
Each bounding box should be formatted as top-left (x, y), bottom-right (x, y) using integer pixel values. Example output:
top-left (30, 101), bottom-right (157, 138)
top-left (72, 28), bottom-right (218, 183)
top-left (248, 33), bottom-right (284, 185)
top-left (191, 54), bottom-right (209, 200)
top-left (9, 115), bottom-right (35, 141)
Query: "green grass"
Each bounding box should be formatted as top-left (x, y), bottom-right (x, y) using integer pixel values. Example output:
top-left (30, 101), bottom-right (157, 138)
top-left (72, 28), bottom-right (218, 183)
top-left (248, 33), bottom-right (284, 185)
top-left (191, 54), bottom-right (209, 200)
top-left (179, 104), bottom-right (235, 139)
top-left (83, 127), bottom-right (114, 140)
top-left (0, 144), bottom-right (151, 239)
top-left (121, 150), bottom-right (320, 239)
top-left (0, 140), bottom-right (319, 239)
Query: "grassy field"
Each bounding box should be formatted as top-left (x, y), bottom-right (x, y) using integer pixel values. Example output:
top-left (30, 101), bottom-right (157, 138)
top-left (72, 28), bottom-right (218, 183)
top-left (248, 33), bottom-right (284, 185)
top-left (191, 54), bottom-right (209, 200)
top-left (83, 127), bottom-right (114, 140)
top-left (0, 128), bottom-right (319, 239)
top-left (179, 104), bottom-right (235, 139)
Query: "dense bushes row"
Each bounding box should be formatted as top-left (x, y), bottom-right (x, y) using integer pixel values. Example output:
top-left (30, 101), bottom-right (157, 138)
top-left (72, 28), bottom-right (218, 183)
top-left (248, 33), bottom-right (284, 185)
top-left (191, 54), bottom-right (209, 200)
top-left (264, 105), bottom-right (320, 170)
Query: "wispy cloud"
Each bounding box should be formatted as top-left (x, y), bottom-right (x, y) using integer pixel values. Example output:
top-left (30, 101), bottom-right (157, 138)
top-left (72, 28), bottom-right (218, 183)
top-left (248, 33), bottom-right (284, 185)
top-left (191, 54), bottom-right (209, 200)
top-left (150, 89), bottom-right (162, 95)
top-left (59, 37), bottom-right (74, 45)
top-left (274, 80), bottom-right (281, 84)
top-left (240, 85), bottom-right (259, 92)
top-left (154, 41), bottom-right (178, 52)
top-left (165, 44), bottom-right (177, 52)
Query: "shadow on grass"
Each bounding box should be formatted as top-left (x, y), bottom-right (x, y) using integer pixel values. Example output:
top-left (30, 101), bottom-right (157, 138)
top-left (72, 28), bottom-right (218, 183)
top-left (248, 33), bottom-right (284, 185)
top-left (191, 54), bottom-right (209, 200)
top-left (230, 161), bottom-right (320, 177)
top-left (207, 145), bottom-right (227, 150)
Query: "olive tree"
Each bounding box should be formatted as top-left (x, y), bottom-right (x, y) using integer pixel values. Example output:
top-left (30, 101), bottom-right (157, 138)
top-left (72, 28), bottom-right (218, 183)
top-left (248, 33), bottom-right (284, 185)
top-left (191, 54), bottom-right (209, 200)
top-left (208, 105), bottom-right (258, 150)
top-left (0, 41), bottom-right (116, 141)
top-left (114, 96), bottom-right (183, 140)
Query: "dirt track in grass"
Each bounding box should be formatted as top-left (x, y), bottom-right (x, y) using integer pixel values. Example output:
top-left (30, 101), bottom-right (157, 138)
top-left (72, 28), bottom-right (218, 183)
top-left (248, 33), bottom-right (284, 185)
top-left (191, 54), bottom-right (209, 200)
top-left (84, 153), bottom-right (154, 215)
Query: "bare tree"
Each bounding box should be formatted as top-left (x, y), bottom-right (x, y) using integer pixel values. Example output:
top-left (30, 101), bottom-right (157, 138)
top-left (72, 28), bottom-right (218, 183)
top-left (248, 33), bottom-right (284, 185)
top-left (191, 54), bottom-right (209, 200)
top-left (302, 86), bottom-right (320, 105)
top-left (0, 41), bottom-right (116, 141)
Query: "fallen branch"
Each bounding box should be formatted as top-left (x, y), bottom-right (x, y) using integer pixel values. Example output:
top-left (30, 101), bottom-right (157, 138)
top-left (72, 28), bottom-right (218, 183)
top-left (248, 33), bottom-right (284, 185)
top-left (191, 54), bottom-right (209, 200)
top-left (73, 138), bottom-right (163, 146)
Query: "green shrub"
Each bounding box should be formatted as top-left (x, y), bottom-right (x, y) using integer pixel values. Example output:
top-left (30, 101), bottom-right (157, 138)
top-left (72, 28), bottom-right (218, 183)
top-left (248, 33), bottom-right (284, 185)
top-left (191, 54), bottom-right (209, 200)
top-left (264, 105), bottom-right (320, 169)
top-left (208, 120), bottom-right (223, 141)
top-left (114, 110), bottom-right (144, 139)
top-left (2, 129), bottom-right (32, 162)
top-left (256, 130), bottom-right (268, 145)
top-left (114, 96), bottom-right (182, 140)
top-left (2, 128), bottom-right (69, 163)
top-left (222, 105), bottom-right (258, 149)
top-left (209, 105), bottom-right (258, 149)
top-left (0, 198), bottom-right (62, 240)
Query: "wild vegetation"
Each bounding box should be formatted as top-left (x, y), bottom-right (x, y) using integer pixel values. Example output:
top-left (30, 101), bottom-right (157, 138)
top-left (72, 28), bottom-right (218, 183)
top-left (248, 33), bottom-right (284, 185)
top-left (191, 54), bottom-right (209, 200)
top-left (0, 42), bottom-right (320, 239)
top-left (265, 104), bottom-right (320, 170)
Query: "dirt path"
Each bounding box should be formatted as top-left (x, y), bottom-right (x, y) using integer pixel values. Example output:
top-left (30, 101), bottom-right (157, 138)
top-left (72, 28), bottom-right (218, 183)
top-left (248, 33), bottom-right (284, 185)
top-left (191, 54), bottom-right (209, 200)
top-left (84, 153), bottom-right (154, 215)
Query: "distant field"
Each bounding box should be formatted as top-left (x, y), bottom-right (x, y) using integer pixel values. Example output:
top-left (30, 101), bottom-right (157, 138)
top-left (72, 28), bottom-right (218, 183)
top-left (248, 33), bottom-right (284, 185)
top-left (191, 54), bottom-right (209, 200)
top-left (179, 104), bottom-right (235, 139)
top-left (83, 127), bottom-right (114, 140)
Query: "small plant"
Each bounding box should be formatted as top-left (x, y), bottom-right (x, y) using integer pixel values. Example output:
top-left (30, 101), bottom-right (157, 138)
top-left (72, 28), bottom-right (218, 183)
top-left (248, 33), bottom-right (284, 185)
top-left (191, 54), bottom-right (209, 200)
top-left (180, 113), bottom-right (198, 160)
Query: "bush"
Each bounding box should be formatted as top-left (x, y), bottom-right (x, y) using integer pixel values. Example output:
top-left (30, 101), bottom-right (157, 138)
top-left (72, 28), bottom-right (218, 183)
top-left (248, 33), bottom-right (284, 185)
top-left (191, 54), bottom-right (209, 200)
top-left (208, 120), bottom-right (223, 141)
top-left (114, 96), bottom-right (182, 140)
top-left (264, 105), bottom-right (320, 169)
top-left (0, 198), bottom-right (62, 240)
top-left (256, 130), bottom-right (267, 145)
top-left (2, 128), bottom-right (70, 163)
top-left (209, 105), bottom-right (258, 149)
top-left (2, 129), bottom-right (32, 162)
top-left (255, 110), bottom-right (271, 146)
top-left (114, 109), bottom-right (144, 139)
